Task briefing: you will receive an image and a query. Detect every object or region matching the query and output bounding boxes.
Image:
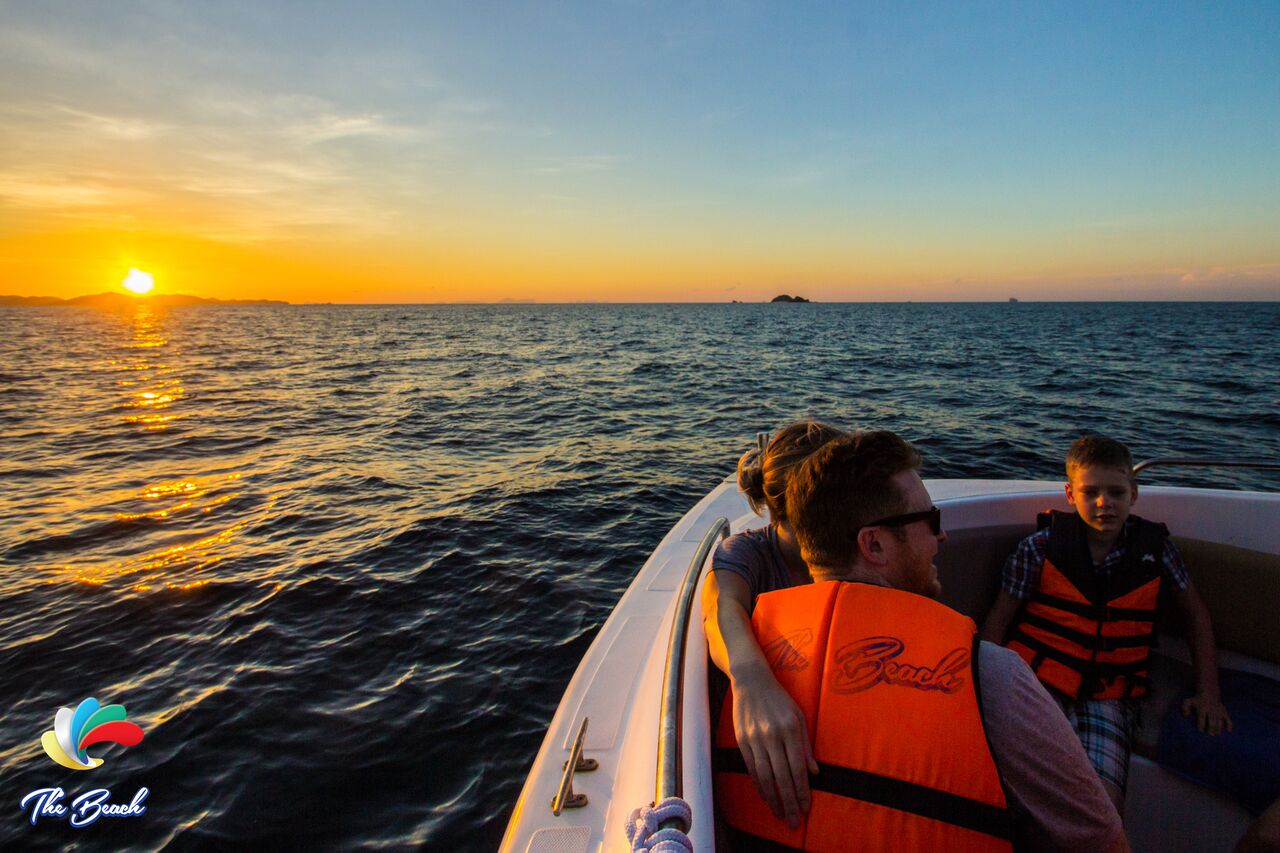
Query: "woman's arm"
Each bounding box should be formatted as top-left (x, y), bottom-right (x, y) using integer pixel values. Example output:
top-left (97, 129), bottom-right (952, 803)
top-left (702, 570), bottom-right (817, 828)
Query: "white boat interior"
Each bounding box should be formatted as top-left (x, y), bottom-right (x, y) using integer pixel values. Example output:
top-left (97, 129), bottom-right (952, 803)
top-left (502, 472), bottom-right (1279, 853)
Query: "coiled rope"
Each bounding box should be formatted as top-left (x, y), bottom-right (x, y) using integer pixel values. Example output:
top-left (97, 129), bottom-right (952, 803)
top-left (625, 797), bottom-right (693, 853)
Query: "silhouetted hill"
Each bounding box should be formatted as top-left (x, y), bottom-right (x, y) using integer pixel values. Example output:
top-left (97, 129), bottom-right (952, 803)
top-left (770, 294), bottom-right (811, 303)
top-left (0, 293), bottom-right (288, 307)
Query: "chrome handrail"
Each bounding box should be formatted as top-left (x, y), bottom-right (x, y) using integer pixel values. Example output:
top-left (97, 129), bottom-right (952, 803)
top-left (1135, 457), bottom-right (1280, 477)
top-left (655, 516), bottom-right (730, 831)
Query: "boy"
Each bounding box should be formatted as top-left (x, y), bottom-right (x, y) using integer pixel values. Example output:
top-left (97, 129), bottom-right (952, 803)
top-left (982, 435), bottom-right (1232, 812)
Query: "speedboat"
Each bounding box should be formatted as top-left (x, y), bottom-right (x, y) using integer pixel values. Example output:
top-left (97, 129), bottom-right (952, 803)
top-left (501, 459), bottom-right (1279, 852)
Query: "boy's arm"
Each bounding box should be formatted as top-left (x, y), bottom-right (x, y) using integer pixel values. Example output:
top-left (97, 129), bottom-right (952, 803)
top-left (1173, 583), bottom-right (1233, 735)
top-left (980, 590), bottom-right (1024, 645)
top-left (982, 533), bottom-right (1042, 645)
top-left (702, 570), bottom-right (818, 828)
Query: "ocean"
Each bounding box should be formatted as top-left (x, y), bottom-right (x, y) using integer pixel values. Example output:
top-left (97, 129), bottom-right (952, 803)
top-left (1, 301), bottom-right (1277, 850)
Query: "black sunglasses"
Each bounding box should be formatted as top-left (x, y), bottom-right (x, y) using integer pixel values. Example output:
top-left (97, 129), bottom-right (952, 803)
top-left (861, 506), bottom-right (942, 536)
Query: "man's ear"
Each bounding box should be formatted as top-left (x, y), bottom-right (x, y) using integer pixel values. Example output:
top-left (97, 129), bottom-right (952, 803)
top-left (1131, 481), bottom-right (1139, 504)
top-left (855, 527), bottom-right (887, 566)
top-left (1064, 482), bottom-right (1074, 503)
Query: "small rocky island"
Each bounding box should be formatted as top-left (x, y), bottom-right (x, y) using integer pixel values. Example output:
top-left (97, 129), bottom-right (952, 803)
top-left (770, 294), bottom-right (810, 303)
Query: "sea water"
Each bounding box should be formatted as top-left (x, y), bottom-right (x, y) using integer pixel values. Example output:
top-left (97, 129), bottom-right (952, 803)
top-left (1, 301), bottom-right (1277, 849)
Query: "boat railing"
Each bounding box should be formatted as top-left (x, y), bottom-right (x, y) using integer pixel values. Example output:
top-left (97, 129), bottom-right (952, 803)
top-left (1135, 457), bottom-right (1280, 478)
top-left (655, 516), bottom-right (730, 832)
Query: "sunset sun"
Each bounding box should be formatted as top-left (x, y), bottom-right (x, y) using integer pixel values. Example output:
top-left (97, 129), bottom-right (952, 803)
top-left (122, 268), bottom-right (155, 295)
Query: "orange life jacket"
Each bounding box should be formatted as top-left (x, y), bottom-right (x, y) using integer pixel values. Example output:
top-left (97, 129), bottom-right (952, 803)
top-left (714, 581), bottom-right (1012, 852)
top-left (1006, 510), bottom-right (1167, 700)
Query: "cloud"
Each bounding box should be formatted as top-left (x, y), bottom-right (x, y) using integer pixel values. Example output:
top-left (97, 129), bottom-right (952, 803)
top-left (533, 154), bottom-right (622, 174)
top-left (0, 173), bottom-right (131, 208)
top-left (56, 107), bottom-right (170, 140)
top-left (1176, 264), bottom-right (1280, 286)
top-left (0, 10), bottom-right (504, 243)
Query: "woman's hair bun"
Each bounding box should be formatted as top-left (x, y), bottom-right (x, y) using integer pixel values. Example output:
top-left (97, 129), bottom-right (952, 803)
top-left (737, 446), bottom-right (768, 513)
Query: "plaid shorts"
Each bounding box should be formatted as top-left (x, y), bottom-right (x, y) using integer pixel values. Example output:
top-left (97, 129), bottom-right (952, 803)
top-left (1059, 698), bottom-right (1139, 793)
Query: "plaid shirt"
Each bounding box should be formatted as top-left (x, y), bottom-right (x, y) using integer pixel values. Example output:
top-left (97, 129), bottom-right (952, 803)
top-left (1002, 517), bottom-right (1190, 600)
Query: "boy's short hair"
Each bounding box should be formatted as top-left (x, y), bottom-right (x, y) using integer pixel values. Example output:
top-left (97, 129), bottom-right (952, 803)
top-left (1066, 435), bottom-right (1135, 480)
top-left (786, 431), bottom-right (922, 569)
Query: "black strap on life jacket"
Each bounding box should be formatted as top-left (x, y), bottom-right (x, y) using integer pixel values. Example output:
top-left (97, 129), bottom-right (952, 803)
top-left (1016, 610), bottom-right (1155, 650)
top-left (1026, 591), bottom-right (1158, 623)
top-left (1008, 629), bottom-right (1153, 698)
top-left (714, 748), bottom-right (1014, 842)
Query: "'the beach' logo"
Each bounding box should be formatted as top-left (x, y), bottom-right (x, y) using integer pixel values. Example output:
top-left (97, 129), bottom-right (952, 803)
top-left (41, 698), bottom-right (145, 771)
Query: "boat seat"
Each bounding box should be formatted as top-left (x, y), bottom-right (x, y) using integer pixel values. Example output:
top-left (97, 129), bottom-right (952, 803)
top-left (933, 523), bottom-right (1029, 623)
top-left (1169, 537), bottom-right (1280, 667)
top-left (1131, 536), bottom-right (1280, 759)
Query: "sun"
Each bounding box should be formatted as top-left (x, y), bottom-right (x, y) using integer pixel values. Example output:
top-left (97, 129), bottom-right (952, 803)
top-left (122, 268), bottom-right (155, 295)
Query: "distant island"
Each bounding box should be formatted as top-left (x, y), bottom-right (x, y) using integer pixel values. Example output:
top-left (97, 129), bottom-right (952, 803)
top-left (0, 293), bottom-right (288, 308)
top-left (770, 294), bottom-right (811, 303)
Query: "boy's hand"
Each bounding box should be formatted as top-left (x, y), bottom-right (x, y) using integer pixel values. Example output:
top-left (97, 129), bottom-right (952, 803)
top-left (1182, 693), bottom-right (1233, 735)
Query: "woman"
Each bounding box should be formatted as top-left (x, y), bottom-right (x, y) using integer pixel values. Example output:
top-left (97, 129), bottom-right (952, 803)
top-left (701, 420), bottom-right (846, 829)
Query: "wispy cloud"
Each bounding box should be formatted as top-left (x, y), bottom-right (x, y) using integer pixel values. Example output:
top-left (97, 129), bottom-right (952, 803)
top-left (0, 12), bottom-right (498, 242)
top-left (1177, 263), bottom-right (1280, 290)
top-left (1176, 264), bottom-right (1280, 286)
top-left (0, 173), bottom-right (138, 208)
top-left (532, 154), bottom-right (622, 174)
top-left (56, 107), bottom-right (170, 140)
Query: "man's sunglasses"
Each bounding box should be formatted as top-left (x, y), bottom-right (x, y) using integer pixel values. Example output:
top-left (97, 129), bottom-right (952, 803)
top-left (861, 506), bottom-right (942, 536)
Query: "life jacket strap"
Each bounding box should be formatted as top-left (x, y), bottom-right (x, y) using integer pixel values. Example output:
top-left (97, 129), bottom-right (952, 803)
top-left (1030, 591), bottom-right (1158, 623)
top-left (1010, 631), bottom-right (1151, 697)
top-left (714, 748), bottom-right (1013, 841)
top-left (1017, 611), bottom-right (1156, 651)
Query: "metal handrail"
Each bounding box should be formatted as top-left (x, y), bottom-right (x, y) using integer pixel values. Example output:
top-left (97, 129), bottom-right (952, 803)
top-left (655, 516), bottom-right (730, 831)
top-left (1134, 457), bottom-right (1280, 477)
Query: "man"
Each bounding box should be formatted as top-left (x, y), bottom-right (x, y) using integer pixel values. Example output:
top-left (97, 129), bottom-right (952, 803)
top-left (713, 431), bottom-right (1128, 852)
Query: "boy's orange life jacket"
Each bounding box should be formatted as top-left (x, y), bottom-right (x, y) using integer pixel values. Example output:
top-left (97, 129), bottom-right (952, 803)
top-left (714, 581), bottom-right (1012, 852)
top-left (1006, 510), bottom-right (1167, 700)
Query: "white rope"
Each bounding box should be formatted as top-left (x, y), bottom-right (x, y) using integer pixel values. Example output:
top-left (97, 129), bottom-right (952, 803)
top-left (625, 797), bottom-right (693, 853)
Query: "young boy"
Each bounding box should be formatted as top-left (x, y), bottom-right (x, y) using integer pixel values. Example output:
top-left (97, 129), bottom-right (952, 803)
top-left (982, 435), bottom-right (1232, 813)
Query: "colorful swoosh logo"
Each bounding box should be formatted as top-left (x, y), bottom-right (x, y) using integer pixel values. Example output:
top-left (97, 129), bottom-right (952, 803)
top-left (41, 698), bottom-right (145, 771)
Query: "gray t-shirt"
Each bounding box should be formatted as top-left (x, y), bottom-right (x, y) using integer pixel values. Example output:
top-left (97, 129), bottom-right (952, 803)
top-left (710, 525), bottom-right (794, 604)
top-left (978, 641), bottom-right (1125, 852)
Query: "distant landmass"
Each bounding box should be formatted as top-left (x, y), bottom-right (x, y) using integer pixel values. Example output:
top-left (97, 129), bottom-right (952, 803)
top-left (0, 292), bottom-right (288, 307)
top-left (770, 294), bottom-right (811, 303)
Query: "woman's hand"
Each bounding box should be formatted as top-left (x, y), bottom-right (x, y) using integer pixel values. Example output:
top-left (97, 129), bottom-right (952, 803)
top-left (731, 665), bottom-right (818, 828)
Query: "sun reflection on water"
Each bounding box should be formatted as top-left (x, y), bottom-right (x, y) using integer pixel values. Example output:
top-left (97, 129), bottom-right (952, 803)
top-left (49, 475), bottom-right (277, 592)
top-left (110, 303), bottom-right (187, 432)
top-left (44, 305), bottom-right (278, 593)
